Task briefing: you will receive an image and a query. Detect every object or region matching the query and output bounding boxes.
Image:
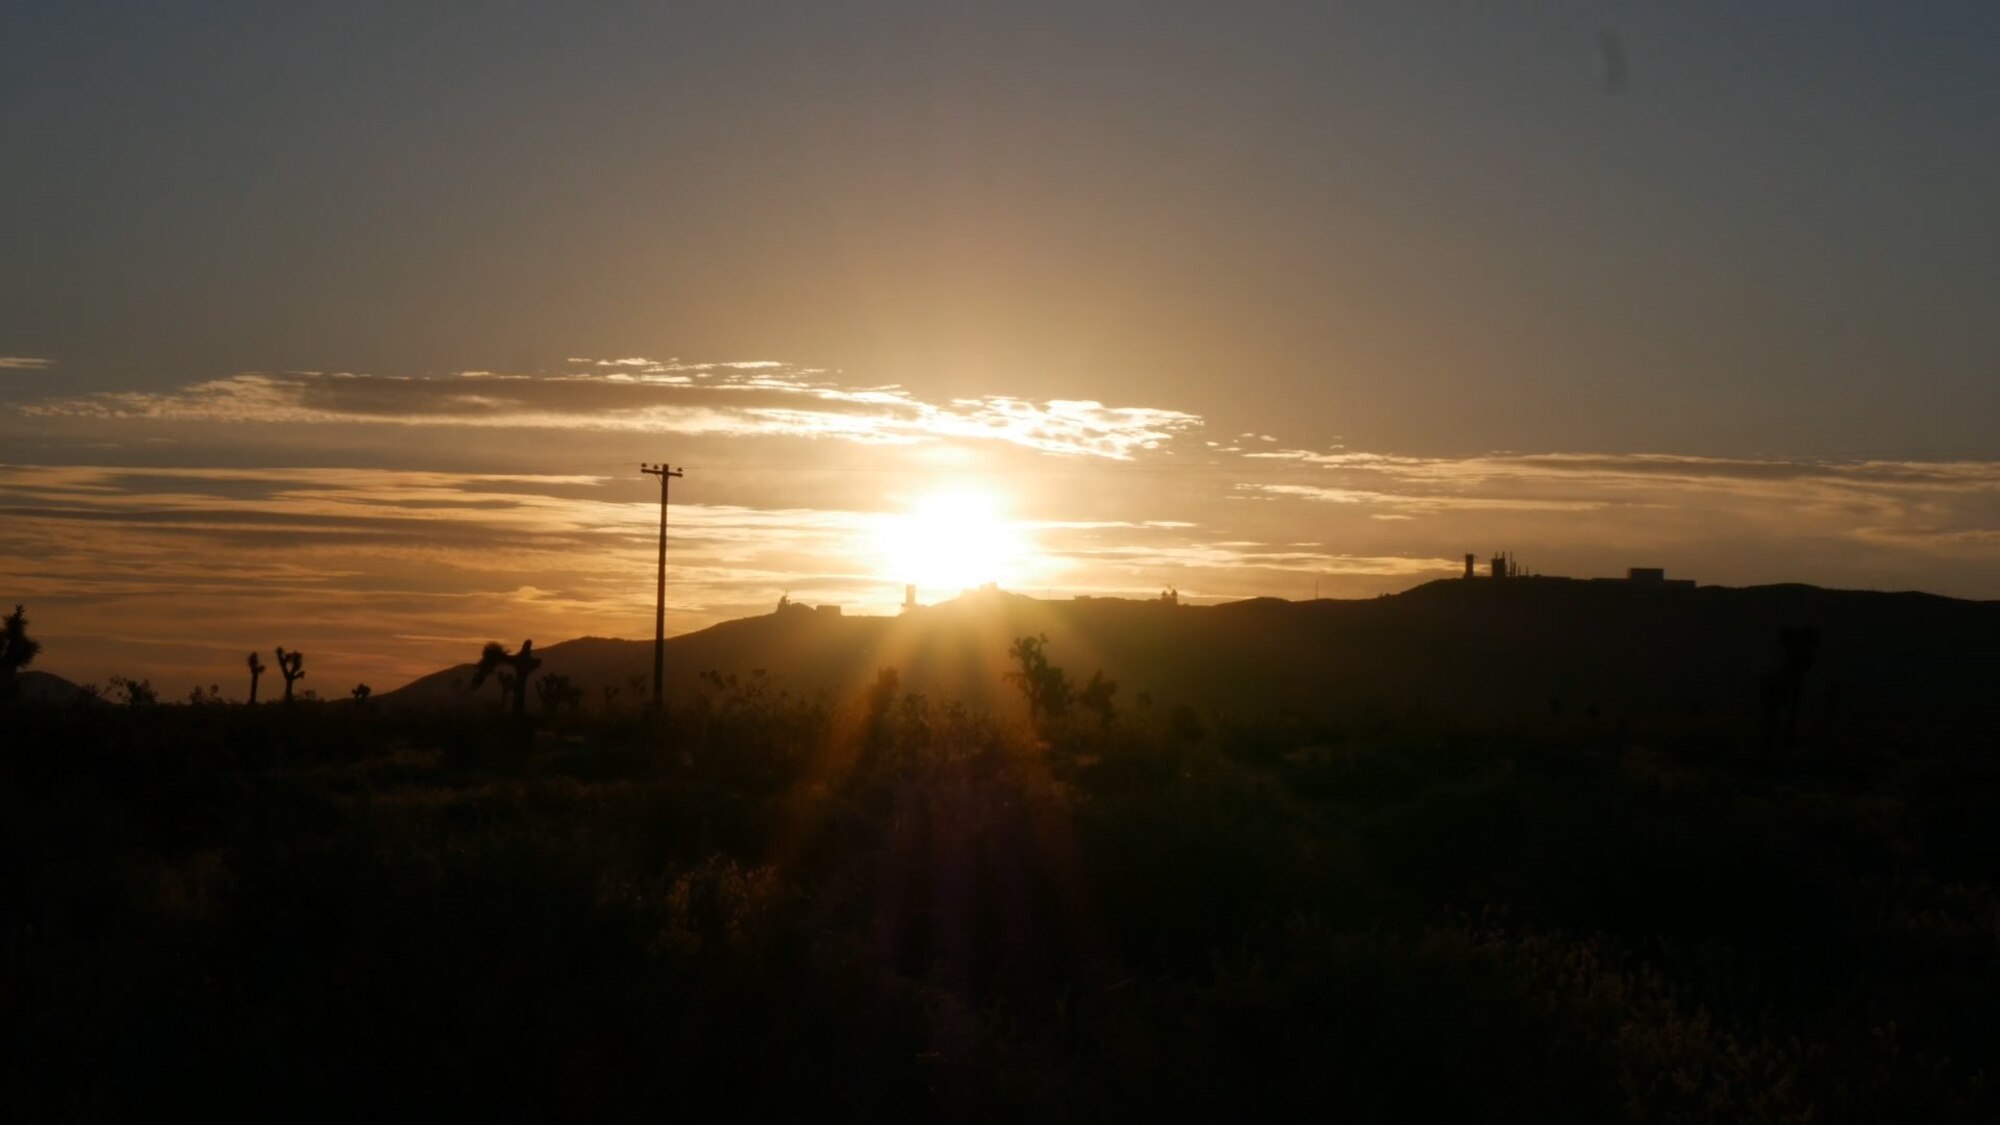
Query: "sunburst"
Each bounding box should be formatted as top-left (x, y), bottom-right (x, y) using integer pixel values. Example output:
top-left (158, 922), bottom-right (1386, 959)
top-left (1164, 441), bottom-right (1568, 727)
top-left (875, 487), bottom-right (1030, 598)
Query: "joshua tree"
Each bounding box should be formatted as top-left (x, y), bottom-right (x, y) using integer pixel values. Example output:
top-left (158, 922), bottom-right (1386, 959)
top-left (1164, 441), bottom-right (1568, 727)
top-left (246, 651), bottom-right (266, 704)
top-left (275, 647), bottom-right (306, 703)
top-left (471, 639), bottom-right (542, 718)
top-left (351, 683), bottom-right (371, 707)
top-left (1, 604), bottom-right (42, 700)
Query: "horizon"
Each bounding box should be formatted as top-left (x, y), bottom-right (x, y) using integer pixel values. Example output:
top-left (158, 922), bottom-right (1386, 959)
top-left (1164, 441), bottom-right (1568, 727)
top-left (15, 565), bottom-right (1993, 701)
top-left (6, 3), bottom-right (2000, 696)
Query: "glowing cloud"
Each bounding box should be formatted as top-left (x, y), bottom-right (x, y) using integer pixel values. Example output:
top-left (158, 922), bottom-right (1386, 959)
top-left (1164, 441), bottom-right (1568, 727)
top-left (25, 364), bottom-right (1202, 460)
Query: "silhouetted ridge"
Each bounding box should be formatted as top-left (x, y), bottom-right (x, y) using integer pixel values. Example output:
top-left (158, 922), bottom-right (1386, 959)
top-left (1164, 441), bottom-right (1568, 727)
top-left (384, 583), bottom-right (2000, 725)
top-left (13, 669), bottom-right (84, 704)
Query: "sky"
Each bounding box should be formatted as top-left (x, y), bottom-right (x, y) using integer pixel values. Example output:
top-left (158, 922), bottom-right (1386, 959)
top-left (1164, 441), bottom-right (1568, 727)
top-left (4, 1), bottom-right (1999, 696)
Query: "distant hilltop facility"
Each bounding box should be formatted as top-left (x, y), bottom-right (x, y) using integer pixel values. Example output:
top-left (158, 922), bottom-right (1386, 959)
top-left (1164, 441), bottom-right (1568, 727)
top-left (1463, 552), bottom-right (1693, 588)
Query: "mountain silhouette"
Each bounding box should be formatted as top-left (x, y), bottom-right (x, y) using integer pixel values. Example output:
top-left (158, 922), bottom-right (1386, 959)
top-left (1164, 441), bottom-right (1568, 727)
top-left (382, 579), bottom-right (2000, 726)
top-left (14, 670), bottom-right (87, 704)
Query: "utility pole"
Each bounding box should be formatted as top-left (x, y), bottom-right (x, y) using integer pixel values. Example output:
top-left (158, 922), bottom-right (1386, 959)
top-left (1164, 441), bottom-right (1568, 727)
top-left (640, 463), bottom-right (684, 710)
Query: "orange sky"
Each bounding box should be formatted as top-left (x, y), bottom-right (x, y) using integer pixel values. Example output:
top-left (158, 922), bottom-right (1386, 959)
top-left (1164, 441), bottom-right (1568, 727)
top-left (4, 357), bottom-right (1997, 697)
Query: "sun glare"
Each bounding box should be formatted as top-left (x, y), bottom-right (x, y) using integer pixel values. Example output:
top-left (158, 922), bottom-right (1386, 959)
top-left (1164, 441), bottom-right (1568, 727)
top-left (876, 488), bottom-right (1029, 598)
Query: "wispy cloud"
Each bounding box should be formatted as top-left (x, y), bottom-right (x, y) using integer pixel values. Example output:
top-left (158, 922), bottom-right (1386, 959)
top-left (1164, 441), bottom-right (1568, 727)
top-left (0, 356), bottom-right (52, 370)
top-left (23, 362), bottom-right (1202, 460)
top-left (0, 462), bottom-right (901, 691)
top-left (8, 359), bottom-right (2000, 696)
top-left (1241, 483), bottom-right (1613, 514)
top-left (1248, 447), bottom-right (2000, 491)
top-left (0, 455), bottom-right (1462, 694)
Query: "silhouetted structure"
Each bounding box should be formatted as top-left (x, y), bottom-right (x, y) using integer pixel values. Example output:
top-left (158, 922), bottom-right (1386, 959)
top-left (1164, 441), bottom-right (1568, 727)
top-left (0, 604), bottom-right (40, 700)
top-left (1464, 553), bottom-right (1477, 579)
top-left (1623, 566), bottom-right (1696, 589)
top-left (1759, 626), bottom-right (1821, 754)
top-left (275, 647), bottom-right (305, 703)
top-left (246, 651), bottom-right (266, 704)
top-left (639, 462), bottom-right (684, 710)
top-left (902, 584), bottom-right (918, 613)
top-left (472, 639), bottom-right (542, 718)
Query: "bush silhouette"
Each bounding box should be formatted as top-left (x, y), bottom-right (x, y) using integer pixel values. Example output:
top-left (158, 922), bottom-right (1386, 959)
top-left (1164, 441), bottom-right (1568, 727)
top-left (1005, 633), bottom-right (1073, 725)
top-left (107, 676), bottom-right (156, 706)
top-left (1080, 669), bottom-right (1118, 727)
top-left (534, 672), bottom-right (581, 714)
top-left (2, 655), bottom-right (1997, 1120)
top-left (1759, 625), bottom-right (1821, 754)
top-left (0, 604), bottom-right (41, 701)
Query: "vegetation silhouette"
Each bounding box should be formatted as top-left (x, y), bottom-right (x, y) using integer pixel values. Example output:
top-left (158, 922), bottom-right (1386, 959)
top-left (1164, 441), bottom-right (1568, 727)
top-left (1004, 632), bottom-right (1072, 726)
top-left (4, 623), bottom-right (1998, 1121)
top-left (107, 674), bottom-right (156, 706)
top-left (471, 639), bottom-right (542, 718)
top-left (534, 671), bottom-right (582, 714)
top-left (8, 581), bottom-right (2000, 1117)
top-left (274, 646), bottom-right (306, 704)
top-left (378, 582), bottom-right (1990, 745)
top-left (1759, 625), bottom-right (1821, 755)
top-left (245, 650), bottom-right (266, 705)
top-left (0, 603), bottom-right (40, 700)
top-left (1080, 668), bottom-right (1118, 727)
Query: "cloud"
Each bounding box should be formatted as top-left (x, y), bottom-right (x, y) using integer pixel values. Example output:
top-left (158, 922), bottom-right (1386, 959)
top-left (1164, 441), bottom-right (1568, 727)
top-left (1248, 447), bottom-right (2000, 491)
top-left (0, 462), bottom-right (908, 690)
top-left (22, 364), bottom-right (1203, 460)
top-left (10, 357), bottom-right (2000, 695)
top-left (1231, 448), bottom-right (2000, 546)
top-left (1241, 483), bottom-right (1614, 514)
top-left (1051, 539), bottom-right (1453, 577)
top-left (0, 356), bottom-right (52, 370)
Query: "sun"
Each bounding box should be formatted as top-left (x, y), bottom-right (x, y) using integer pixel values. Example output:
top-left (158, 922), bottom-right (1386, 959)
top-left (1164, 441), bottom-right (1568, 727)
top-left (876, 487), bottom-right (1029, 597)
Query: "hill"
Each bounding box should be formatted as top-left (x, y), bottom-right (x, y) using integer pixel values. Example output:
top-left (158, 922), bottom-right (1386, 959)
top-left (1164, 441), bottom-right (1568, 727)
top-left (386, 579), bottom-right (2000, 725)
top-left (11, 670), bottom-right (86, 704)
top-left (10, 581), bottom-right (2000, 1119)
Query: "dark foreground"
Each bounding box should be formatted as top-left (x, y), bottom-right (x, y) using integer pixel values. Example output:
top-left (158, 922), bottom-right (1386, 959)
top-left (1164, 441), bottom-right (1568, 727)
top-left (5, 687), bottom-right (1997, 1122)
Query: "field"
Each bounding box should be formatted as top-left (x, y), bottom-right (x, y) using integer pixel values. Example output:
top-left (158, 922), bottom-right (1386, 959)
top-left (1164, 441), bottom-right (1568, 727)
top-left (5, 677), bottom-right (1997, 1122)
